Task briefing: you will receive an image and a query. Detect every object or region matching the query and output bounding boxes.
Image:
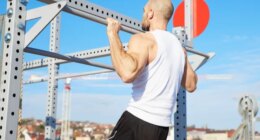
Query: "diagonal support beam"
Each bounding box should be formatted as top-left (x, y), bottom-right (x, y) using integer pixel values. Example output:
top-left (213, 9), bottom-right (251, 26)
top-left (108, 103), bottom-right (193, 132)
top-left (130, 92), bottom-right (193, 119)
top-left (189, 52), bottom-right (215, 71)
top-left (24, 47), bottom-right (114, 70)
top-left (25, 1), bottom-right (66, 47)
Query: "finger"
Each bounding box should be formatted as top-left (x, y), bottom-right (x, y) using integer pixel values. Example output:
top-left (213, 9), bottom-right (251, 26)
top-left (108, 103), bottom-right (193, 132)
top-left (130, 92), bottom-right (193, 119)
top-left (106, 18), bottom-right (113, 24)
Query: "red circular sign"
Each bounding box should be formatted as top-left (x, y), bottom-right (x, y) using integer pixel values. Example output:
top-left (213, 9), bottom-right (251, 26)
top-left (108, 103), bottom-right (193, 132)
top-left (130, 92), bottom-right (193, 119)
top-left (173, 0), bottom-right (210, 38)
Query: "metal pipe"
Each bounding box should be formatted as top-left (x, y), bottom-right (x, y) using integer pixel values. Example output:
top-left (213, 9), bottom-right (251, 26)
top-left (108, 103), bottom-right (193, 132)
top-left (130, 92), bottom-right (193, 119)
top-left (24, 47), bottom-right (115, 70)
top-left (39, 0), bottom-right (143, 34)
top-left (23, 69), bottom-right (114, 84)
top-left (184, 46), bottom-right (210, 59)
top-left (65, 8), bottom-right (142, 34)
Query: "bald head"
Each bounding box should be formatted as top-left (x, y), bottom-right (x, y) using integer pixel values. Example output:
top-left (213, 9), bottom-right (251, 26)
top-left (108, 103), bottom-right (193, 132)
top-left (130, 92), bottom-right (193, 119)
top-left (142, 0), bottom-right (174, 31)
top-left (148, 0), bottom-right (174, 22)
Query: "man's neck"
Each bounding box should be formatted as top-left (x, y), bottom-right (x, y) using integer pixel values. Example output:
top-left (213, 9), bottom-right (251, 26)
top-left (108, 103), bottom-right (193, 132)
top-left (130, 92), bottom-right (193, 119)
top-left (149, 22), bottom-right (167, 31)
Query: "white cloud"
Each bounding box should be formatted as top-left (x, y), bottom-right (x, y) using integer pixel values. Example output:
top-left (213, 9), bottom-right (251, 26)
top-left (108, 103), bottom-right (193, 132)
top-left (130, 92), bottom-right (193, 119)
top-left (199, 74), bottom-right (233, 80)
top-left (223, 35), bottom-right (249, 42)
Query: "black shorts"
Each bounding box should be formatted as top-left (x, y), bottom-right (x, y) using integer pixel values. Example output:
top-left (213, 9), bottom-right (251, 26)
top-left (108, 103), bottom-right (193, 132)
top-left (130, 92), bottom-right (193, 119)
top-left (108, 111), bottom-right (169, 140)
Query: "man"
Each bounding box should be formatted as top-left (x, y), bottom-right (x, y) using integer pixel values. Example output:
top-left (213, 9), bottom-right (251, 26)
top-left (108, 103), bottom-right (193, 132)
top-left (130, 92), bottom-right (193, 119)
top-left (106, 0), bottom-right (197, 139)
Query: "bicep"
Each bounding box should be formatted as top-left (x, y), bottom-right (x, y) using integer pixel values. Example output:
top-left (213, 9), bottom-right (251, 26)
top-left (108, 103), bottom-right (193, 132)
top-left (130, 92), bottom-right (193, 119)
top-left (126, 35), bottom-right (149, 73)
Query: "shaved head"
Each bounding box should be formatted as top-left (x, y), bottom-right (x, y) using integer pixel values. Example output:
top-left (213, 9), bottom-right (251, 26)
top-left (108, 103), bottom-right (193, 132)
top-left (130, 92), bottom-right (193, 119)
top-left (149, 0), bottom-right (174, 21)
top-left (142, 0), bottom-right (174, 31)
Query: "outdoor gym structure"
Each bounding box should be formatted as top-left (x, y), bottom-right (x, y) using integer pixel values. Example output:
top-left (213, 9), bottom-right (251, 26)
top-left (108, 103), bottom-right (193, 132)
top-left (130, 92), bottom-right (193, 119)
top-left (0, 0), bottom-right (214, 139)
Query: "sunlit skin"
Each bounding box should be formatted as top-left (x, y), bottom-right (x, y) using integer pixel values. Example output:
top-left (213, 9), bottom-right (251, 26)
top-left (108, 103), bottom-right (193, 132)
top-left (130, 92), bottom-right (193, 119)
top-left (106, 0), bottom-right (197, 92)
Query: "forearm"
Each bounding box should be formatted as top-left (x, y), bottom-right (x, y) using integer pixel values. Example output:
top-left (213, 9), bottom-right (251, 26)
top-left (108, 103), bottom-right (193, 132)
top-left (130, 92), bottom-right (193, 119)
top-left (187, 60), bottom-right (198, 83)
top-left (182, 56), bottom-right (198, 92)
top-left (107, 33), bottom-right (137, 77)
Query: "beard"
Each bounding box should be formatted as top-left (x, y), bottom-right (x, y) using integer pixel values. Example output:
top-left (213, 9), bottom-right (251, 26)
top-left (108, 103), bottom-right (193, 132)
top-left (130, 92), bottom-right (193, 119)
top-left (141, 18), bottom-right (150, 31)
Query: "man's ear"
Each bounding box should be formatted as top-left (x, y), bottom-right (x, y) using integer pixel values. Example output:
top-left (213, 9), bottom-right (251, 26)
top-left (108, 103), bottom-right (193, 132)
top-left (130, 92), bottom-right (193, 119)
top-left (148, 9), bottom-right (154, 20)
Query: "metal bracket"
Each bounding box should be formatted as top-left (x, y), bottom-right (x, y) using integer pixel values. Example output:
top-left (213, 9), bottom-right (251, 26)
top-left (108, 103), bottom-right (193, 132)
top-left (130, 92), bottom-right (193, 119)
top-left (189, 52), bottom-right (215, 71)
top-left (24, 1), bottom-right (66, 47)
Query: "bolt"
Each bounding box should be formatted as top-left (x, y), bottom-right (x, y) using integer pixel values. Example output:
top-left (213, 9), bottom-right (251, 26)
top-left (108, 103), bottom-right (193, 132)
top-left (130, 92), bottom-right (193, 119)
top-left (20, 0), bottom-right (29, 5)
top-left (7, 8), bottom-right (13, 18)
top-left (18, 23), bottom-right (25, 31)
top-left (5, 33), bottom-right (11, 43)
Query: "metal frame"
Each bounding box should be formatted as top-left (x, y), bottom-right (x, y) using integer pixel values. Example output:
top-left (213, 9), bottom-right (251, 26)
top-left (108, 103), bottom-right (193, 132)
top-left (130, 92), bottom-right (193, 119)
top-left (23, 69), bottom-right (114, 84)
top-left (0, 0), bottom-right (214, 139)
top-left (231, 95), bottom-right (258, 140)
top-left (185, 0), bottom-right (193, 47)
top-left (61, 78), bottom-right (72, 140)
top-left (0, 1), bottom-right (26, 140)
top-left (25, 1), bottom-right (66, 47)
top-left (39, 0), bottom-right (143, 34)
top-left (45, 14), bottom-right (61, 140)
top-left (23, 45), bottom-right (127, 70)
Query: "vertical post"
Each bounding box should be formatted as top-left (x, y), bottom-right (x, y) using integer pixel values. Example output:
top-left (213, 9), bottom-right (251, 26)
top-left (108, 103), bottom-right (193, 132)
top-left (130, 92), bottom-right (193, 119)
top-left (0, 15), bottom-right (5, 82)
top-left (0, 0), bottom-right (27, 140)
top-left (174, 88), bottom-right (187, 140)
top-left (185, 0), bottom-right (193, 47)
top-left (61, 78), bottom-right (72, 140)
top-left (173, 27), bottom-right (187, 140)
top-left (45, 14), bottom-right (61, 140)
top-left (249, 98), bottom-right (255, 140)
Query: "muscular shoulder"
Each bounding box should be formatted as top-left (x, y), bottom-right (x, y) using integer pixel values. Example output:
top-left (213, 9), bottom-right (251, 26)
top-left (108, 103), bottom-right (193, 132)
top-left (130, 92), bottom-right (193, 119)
top-left (129, 33), bottom-right (155, 47)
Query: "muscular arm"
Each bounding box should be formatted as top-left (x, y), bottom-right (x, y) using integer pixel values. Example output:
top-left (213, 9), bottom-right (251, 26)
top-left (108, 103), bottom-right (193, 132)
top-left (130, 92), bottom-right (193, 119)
top-left (107, 33), bottom-right (149, 83)
top-left (106, 18), bottom-right (149, 83)
top-left (181, 50), bottom-right (198, 93)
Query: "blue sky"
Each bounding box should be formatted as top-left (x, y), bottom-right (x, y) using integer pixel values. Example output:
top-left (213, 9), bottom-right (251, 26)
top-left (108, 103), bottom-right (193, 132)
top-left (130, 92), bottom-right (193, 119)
top-left (0, 0), bottom-right (260, 131)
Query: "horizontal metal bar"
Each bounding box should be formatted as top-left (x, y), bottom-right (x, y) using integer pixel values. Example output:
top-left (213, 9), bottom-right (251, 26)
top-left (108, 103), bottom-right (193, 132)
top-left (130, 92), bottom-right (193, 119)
top-left (184, 45), bottom-right (210, 59)
top-left (24, 47), bottom-right (115, 70)
top-left (23, 69), bottom-right (114, 84)
top-left (39, 0), bottom-right (143, 34)
top-left (58, 69), bottom-right (114, 79)
top-left (23, 44), bottom-right (210, 70)
top-left (23, 45), bottom-right (127, 70)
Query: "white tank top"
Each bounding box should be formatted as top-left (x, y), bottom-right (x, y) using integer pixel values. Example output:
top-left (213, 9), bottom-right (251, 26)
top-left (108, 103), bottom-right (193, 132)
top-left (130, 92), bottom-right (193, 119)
top-left (126, 29), bottom-right (185, 127)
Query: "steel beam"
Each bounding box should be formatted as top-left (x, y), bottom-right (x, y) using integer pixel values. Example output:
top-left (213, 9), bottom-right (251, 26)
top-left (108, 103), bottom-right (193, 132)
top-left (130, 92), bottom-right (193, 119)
top-left (23, 45), bottom-right (127, 70)
top-left (189, 52), bottom-right (215, 71)
top-left (24, 47), bottom-right (114, 70)
top-left (38, 0), bottom-right (143, 34)
top-left (174, 87), bottom-right (187, 140)
top-left (185, 0), bottom-right (193, 47)
top-left (23, 69), bottom-right (114, 84)
top-left (45, 14), bottom-right (61, 140)
top-left (22, 43), bottom-right (210, 71)
top-left (185, 46), bottom-right (211, 59)
top-left (25, 1), bottom-right (66, 47)
top-left (0, 15), bottom-right (4, 83)
top-left (0, 1), bottom-right (26, 139)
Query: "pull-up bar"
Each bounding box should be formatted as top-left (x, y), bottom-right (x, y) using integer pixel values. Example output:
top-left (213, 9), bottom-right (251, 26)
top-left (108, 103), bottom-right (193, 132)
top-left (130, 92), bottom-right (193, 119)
top-left (39, 0), bottom-right (143, 34)
top-left (24, 47), bottom-right (115, 70)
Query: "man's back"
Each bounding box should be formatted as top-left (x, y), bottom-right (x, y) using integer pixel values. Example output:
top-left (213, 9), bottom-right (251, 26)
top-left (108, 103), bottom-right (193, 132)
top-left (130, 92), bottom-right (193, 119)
top-left (127, 30), bottom-right (185, 127)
